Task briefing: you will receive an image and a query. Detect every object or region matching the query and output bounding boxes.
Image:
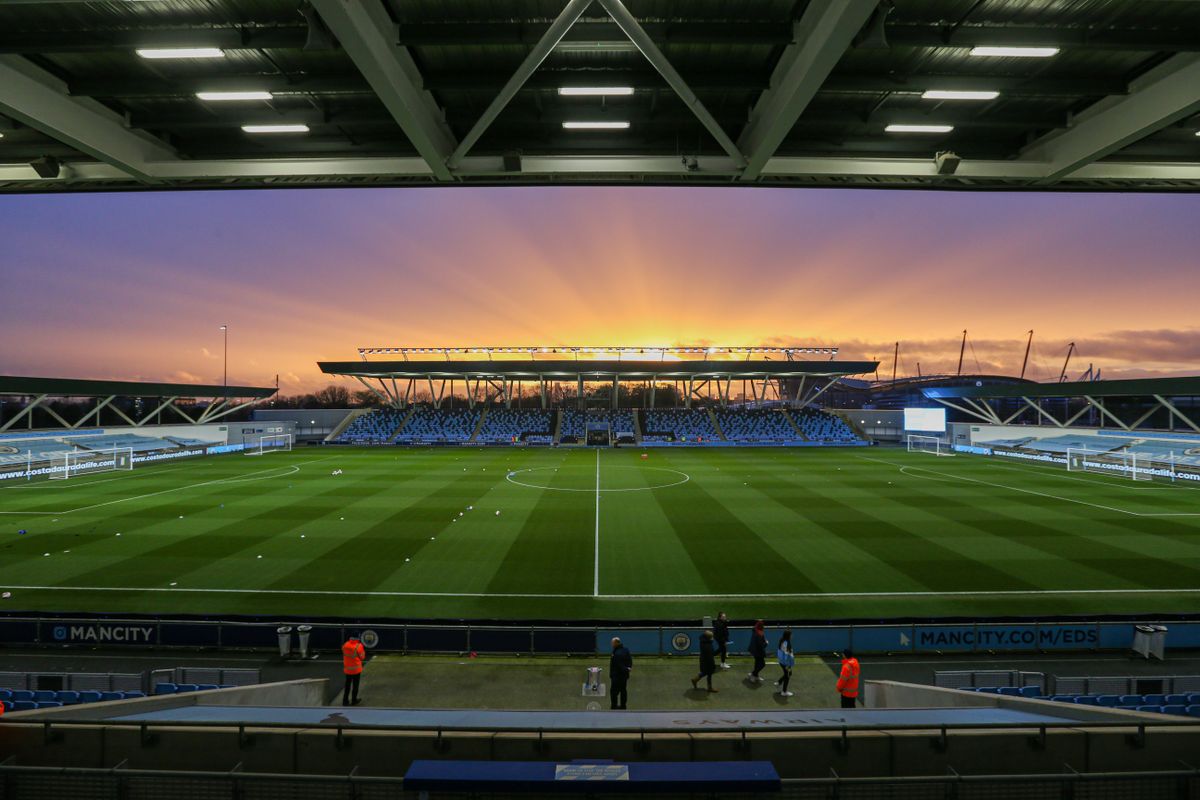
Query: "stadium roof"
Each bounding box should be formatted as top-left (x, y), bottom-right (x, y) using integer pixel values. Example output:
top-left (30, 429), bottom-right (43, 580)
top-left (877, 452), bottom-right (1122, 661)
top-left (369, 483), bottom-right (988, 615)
top-left (3, 0), bottom-right (1200, 192)
top-left (922, 375), bottom-right (1200, 400)
top-left (0, 375), bottom-right (277, 399)
top-left (320, 359), bottom-right (877, 379)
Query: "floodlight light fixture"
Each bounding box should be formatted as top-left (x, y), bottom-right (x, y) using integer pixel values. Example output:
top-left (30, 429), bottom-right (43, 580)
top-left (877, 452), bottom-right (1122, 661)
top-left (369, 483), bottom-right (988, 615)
top-left (885, 124), bottom-right (954, 133)
top-left (197, 91), bottom-right (274, 101)
top-left (241, 124), bottom-right (310, 133)
top-left (922, 90), bottom-right (999, 101)
top-left (562, 121), bottom-right (631, 130)
top-left (558, 87), bottom-right (635, 96)
top-left (137, 47), bottom-right (225, 59)
top-left (969, 46), bottom-right (1059, 58)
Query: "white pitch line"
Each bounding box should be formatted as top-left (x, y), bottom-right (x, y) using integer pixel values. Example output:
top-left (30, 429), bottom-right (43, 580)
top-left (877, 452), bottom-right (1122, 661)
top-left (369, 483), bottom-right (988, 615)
top-left (593, 447), bottom-right (600, 597)
top-left (0, 585), bottom-right (1195, 600)
top-left (857, 455), bottom-right (1200, 517)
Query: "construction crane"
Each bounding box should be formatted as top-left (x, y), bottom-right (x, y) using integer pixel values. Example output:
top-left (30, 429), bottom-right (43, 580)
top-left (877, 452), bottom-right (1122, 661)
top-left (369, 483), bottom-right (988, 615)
top-left (1019, 330), bottom-right (1034, 380)
top-left (1058, 343), bottom-right (1076, 383)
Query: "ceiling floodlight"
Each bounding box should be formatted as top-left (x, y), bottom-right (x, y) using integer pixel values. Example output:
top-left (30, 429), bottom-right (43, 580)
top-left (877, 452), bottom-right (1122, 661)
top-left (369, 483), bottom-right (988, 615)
top-left (241, 124), bottom-right (309, 133)
top-left (136, 47), bottom-right (224, 59)
top-left (969, 46), bottom-right (1059, 58)
top-left (558, 87), bottom-right (635, 96)
top-left (197, 91), bottom-right (273, 101)
top-left (562, 121), bottom-right (631, 130)
top-left (885, 124), bottom-right (954, 133)
top-left (921, 90), bottom-right (999, 101)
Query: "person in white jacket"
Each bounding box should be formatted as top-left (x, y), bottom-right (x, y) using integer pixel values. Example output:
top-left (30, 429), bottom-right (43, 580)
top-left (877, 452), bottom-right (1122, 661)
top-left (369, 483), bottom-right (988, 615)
top-left (775, 629), bottom-right (795, 697)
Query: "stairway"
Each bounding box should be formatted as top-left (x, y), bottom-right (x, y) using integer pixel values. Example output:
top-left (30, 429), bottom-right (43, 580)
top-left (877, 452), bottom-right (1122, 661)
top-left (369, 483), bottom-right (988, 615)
top-left (323, 408), bottom-right (369, 443)
top-left (468, 407), bottom-right (488, 443)
top-left (706, 407), bottom-right (727, 441)
top-left (386, 406), bottom-right (419, 443)
top-left (781, 408), bottom-right (808, 441)
top-left (632, 409), bottom-right (643, 444)
top-left (832, 410), bottom-right (870, 441)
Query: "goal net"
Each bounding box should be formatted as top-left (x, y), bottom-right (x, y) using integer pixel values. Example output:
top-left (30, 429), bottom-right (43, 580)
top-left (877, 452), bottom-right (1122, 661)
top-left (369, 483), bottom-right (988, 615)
top-left (245, 433), bottom-right (293, 456)
top-left (49, 447), bottom-right (134, 480)
top-left (1066, 448), bottom-right (1153, 481)
top-left (907, 435), bottom-right (954, 456)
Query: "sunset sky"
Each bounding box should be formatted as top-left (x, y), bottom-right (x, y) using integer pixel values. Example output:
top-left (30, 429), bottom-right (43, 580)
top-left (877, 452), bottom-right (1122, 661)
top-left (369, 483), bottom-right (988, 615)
top-left (2, 186), bottom-right (1198, 393)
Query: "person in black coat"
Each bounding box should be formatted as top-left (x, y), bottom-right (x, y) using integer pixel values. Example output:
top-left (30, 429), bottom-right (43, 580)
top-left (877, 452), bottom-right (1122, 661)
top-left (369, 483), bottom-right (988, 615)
top-left (747, 619), bottom-right (768, 683)
top-left (690, 630), bottom-right (719, 693)
top-left (609, 637), bottom-right (632, 710)
top-left (713, 612), bottom-right (731, 670)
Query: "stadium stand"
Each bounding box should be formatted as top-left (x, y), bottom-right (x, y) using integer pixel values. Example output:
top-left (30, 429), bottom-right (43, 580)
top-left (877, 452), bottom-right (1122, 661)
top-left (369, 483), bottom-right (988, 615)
top-left (717, 408), bottom-right (802, 443)
top-left (393, 407), bottom-right (481, 444)
top-left (475, 409), bottom-right (554, 444)
top-left (963, 687), bottom-right (1200, 717)
top-left (559, 409), bottom-right (636, 442)
top-left (0, 438), bottom-right (77, 465)
top-left (991, 434), bottom-right (1132, 454)
top-left (64, 433), bottom-right (184, 453)
top-left (792, 408), bottom-right (865, 444)
top-left (332, 408), bottom-right (406, 444)
top-left (641, 409), bottom-right (718, 442)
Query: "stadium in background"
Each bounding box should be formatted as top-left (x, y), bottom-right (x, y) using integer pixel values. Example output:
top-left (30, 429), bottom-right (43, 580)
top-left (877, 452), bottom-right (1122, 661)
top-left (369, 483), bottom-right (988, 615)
top-left (2, 0), bottom-right (1200, 796)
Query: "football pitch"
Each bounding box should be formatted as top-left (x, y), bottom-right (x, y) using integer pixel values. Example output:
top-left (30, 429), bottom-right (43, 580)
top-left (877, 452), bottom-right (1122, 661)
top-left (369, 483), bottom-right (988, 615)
top-left (2, 446), bottom-right (1198, 621)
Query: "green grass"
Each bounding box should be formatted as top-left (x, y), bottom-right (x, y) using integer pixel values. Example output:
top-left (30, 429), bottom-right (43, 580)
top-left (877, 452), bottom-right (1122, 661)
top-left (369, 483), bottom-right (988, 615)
top-left (1, 445), bottom-right (1198, 620)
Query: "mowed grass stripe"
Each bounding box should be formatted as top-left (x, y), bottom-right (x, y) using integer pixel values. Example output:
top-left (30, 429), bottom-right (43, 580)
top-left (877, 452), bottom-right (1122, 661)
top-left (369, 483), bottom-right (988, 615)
top-left (648, 458), bottom-right (824, 595)
top-left (485, 450), bottom-right (595, 595)
top-left (43, 457), bottom-right (402, 589)
top-left (264, 449), bottom-right (527, 592)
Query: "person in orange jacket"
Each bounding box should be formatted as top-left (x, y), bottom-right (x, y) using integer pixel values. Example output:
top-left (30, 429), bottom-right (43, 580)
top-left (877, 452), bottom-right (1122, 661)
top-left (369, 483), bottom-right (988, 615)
top-left (836, 648), bottom-right (860, 709)
top-left (341, 633), bottom-right (367, 706)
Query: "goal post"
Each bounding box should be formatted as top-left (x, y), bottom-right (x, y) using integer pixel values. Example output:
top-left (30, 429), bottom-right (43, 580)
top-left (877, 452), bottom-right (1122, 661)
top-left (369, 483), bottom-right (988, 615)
top-left (49, 447), bottom-right (134, 480)
top-left (907, 435), bottom-right (954, 456)
top-left (245, 433), bottom-right (293, 456)
top-left (1065, 447), bottom-right (1155, 481)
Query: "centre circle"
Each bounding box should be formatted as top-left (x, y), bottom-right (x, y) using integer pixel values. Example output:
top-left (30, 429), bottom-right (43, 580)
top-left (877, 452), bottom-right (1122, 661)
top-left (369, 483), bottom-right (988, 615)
top-left (505, 465), bottom-right (690, 493)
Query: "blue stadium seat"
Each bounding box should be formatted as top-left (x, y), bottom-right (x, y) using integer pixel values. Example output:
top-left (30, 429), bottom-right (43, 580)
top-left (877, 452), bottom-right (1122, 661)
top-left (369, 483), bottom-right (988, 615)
top-left (154, 683), bottom-right (178, 695)
top-left (1074, 696), bottom-right (1099, 706)
top-left (1049, 695), bottom-right (1075, 702)
top-left (1188, 694), bottom-right (1200, 705)
top-left (32, 690), bottom-right (56, 702)
top-left (175, 683), bottom-right (199, 693)
top-left (1186, 705), bottom-right (1200, 718)
top-left (1165, 694), bottom-right (1190, 706)
top-left (977, 687), bottom-right (1001, 694)
top-left (77, 691), bottom-right (101, 704)
top-left (56, 691), bottom-right (80, 705)
top-left (36, 701), bottom-right (62, 709)
top-left (121, 691), bottom-right (146, 699)
top-left (11, 700), bottom-right (36, 712)
top-left (1018, 686), bottom-right (1041, 698)
top-left (11, 690), bottom-right (34, 703)
top-left (1119, 695), bottom-right (1143, 706)
top-left (1162, 705), bottom-right (1187, 715)
top-left (1142, 694), bottom-right (1166, 706)
top-left (0, 689), bottom-right (11, 702)
top-left (1136, 705), bottom-right (1162, 714)
top-left (1096, 695), bottom-right (1120, 707)
top-left (99, 691), bottom-right (122, 702)
top-left (998, 687), bottom-right (1021, 696)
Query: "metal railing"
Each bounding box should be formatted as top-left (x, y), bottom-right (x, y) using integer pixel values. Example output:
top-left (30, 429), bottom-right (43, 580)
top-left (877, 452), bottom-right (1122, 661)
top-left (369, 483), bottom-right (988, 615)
top-left (0, 762), bottom-right (1196, 800)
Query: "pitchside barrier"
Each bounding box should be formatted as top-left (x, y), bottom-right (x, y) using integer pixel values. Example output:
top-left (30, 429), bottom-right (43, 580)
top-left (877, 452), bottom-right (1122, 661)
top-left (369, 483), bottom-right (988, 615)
top-left (954, 443), bottom-right (1200, 483)
top-left (0, 616), bottom-right (1198, 655)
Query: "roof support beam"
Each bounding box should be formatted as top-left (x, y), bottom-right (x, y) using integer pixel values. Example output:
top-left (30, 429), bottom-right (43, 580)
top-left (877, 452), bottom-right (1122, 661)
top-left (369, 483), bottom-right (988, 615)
top-left (310, 0), bottom-right (456, 181)
top-left (448, 0), bottom-right (594, 168)
top-left (596, 0), bottom-right (747, 168)
top-left (737, 0), bottom-right (878, 180)
top-left (0, 55), bottom-right (175, 182)
top-left (1020, 54), bottom-right (1200, 183)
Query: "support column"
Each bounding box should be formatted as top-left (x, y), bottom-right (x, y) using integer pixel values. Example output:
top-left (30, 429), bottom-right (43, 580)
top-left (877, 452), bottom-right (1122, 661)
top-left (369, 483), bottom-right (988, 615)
top-left (577, 374), bottom-right (584, 410)
top-left (612, 376), bottom-right (619, 410)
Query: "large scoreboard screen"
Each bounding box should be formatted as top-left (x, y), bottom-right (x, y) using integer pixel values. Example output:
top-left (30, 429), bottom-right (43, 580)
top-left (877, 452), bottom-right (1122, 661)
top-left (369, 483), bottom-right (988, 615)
top-left (904, 408), bottom-right (946, 433)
